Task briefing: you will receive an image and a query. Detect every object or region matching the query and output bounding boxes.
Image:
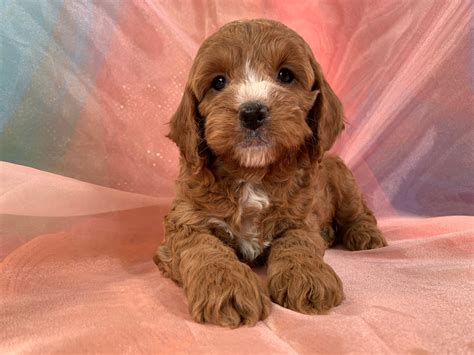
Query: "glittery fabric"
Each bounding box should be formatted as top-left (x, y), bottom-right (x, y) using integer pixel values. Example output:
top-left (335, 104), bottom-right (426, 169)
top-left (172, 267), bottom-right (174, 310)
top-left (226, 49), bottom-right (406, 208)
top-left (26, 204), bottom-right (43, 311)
top-left (0, 0), bottom-right (473, 353)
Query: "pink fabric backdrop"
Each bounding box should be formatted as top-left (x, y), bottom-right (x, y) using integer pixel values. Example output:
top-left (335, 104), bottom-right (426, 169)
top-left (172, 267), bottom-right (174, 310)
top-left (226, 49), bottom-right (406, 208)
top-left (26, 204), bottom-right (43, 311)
top-left (1, 0), bottom-right (473, 353)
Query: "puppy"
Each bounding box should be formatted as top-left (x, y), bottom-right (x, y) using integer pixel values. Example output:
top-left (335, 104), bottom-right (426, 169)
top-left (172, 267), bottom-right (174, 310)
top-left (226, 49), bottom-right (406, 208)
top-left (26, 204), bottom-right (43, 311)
top-left (154, 19), bottom-right (387, 328)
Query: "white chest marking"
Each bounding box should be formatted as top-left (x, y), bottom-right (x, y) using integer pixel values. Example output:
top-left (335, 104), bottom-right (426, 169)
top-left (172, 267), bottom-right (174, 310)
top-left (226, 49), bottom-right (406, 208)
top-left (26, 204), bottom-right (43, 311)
top-left (208, 183), bottom-right (271, 261)
top-left (240, 182), bottom-right (270, 210)
top-left (239, 238), bottom-right (263, 261)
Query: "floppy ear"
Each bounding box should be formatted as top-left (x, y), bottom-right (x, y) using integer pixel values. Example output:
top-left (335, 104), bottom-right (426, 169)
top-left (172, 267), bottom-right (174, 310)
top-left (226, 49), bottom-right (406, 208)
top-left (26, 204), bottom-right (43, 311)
top-left (309, 62), bottom-right (345, 152)
top-left (167, 85), bottom-right (206, 171)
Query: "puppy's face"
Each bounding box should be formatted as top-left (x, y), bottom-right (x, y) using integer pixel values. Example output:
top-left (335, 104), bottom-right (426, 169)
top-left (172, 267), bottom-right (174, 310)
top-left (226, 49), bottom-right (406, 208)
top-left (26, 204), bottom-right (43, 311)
top-left (169, 20), bottom-right (344, 170)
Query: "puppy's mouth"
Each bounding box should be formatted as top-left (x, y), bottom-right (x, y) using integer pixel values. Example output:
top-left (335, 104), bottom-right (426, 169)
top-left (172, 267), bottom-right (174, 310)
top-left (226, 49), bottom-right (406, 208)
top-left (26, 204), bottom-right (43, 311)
top-left (234, 130), bottom-right (274, 168)
top-left (238, 130), bottom-right (270, 148)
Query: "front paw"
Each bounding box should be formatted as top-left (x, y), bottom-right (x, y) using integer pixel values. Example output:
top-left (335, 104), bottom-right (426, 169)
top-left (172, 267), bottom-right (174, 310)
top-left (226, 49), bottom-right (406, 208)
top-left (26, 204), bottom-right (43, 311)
top-left (343, 223), bottom-right (387, 251)
top-left (268, 258), bottom-right (344, 314)
top-left (184, 262), bottom-right (271, 328)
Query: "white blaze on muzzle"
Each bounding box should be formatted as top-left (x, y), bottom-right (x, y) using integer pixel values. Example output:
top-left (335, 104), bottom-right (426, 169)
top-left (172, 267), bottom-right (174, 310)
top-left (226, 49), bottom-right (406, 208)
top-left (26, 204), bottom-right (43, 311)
top-left (236, 60), bottom-right (274, 105)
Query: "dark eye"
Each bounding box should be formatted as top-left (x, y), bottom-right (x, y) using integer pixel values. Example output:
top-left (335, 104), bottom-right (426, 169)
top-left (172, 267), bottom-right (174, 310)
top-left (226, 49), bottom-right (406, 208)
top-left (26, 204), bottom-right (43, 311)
top-left (211, 75), bottom-right (226, 91)
top-left (277, 68), bottom-right (294, 84)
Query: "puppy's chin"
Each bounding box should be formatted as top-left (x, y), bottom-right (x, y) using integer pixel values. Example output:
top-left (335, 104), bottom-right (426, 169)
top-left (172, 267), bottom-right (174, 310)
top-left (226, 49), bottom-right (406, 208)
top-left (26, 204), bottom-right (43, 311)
top-left (233, 146), bottom-right (275, 168)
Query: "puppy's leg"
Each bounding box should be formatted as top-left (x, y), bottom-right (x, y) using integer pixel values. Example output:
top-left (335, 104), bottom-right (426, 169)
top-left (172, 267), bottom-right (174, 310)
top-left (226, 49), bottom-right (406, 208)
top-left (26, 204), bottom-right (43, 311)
top-left (155, 230), bottom-right (270, 328)
top-left (328, 157), bottom-right (387, 250)
top-left (267, 229), bottom-right (344, 314)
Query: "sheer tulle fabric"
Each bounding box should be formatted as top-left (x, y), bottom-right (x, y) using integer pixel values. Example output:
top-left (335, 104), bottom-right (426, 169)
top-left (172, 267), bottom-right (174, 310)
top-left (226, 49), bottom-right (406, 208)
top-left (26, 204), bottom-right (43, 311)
top-left (1, 1), bottom-right (472, 353)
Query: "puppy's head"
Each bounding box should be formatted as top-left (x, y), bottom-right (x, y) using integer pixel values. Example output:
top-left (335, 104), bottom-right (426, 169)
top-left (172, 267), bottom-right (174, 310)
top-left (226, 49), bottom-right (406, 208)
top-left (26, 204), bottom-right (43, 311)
top-left (168, 19), bottom-right (344, 170)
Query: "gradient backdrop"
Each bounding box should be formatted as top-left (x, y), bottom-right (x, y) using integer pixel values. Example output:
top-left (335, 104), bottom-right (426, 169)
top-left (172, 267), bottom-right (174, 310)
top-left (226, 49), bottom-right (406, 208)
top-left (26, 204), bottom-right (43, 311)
top-left (1, 1), bottom-right (473, 353)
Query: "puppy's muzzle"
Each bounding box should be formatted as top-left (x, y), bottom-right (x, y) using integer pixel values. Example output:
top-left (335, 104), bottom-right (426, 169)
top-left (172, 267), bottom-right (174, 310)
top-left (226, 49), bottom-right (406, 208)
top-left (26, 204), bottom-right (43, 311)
top-left (239, 102), bottom-right (268, 130)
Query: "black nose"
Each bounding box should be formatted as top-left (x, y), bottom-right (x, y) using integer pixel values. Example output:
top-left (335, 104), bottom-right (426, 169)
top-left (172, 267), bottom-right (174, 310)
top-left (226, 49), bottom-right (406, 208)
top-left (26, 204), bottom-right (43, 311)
top-left (239, 102), bottom-right (268, 130)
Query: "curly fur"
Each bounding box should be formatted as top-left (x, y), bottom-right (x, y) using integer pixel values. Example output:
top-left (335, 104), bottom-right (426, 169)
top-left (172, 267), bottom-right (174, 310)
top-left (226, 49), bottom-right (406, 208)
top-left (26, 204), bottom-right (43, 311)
top-left (154, 19), bottom-right (387, 328)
